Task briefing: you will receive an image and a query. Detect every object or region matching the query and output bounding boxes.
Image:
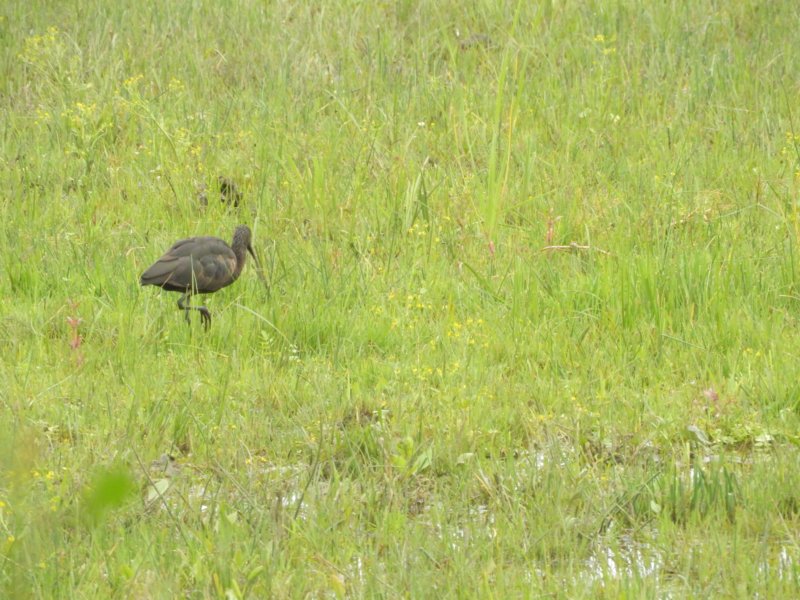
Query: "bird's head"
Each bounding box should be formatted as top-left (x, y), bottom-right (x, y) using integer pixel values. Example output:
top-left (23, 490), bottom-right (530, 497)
top-left (233, 225), bottom-right (269, 291)
top-left (232, 225), bottom-right (254, 256)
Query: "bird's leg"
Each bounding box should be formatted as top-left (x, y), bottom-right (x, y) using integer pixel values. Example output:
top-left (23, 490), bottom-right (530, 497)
top-left (177, 293), bottom-right (212, 330)
top-left (177, 293), bottom-right (192, 324)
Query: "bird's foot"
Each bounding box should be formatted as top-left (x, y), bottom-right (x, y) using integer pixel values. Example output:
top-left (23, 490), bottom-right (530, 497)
top-left (198, 307), bottom-right (212, 330)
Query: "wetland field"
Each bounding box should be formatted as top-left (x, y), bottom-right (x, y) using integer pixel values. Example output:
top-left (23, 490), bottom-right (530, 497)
top-left (2, 1), bottom-right (800, 597)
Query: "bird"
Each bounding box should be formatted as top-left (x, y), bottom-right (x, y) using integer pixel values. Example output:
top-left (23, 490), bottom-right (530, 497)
top-left (218, 176), bottom-right (242, 207)
top-left (140, 225), bottom-right (259, 329)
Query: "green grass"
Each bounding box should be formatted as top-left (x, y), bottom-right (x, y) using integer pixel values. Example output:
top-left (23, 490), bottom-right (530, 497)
top-left (2, 0), bottom-right (800, 596)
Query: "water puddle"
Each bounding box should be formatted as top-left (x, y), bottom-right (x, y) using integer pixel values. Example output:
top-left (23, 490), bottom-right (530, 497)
top-left (583, 534), bottom-right (662, 583)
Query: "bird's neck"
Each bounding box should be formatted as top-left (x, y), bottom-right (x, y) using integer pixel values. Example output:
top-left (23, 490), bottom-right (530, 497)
top-left (232, 246), bottom-right (248, 278)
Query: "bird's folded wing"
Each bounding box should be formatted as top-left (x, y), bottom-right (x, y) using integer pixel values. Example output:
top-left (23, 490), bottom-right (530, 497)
top-left (141, 255), bottom-right (198, 288)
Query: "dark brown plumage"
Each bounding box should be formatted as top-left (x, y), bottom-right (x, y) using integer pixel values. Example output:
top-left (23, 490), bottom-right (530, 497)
top-left (140, 225), bottom-right (257, 329)
top-left (218, 176), bottom-right (242, 207)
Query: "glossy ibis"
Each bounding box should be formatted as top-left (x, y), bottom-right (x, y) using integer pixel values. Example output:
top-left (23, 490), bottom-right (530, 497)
top-left (140, 225), bottom-right (259, 329)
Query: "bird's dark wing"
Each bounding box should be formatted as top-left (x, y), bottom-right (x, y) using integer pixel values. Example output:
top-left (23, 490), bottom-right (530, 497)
top-left (141, 253), bottom-right (193, 291)
top-left (163, 236), bottom-right (221, 257)
top-left (194, 248), bottom-right (238, 292)
top-left (141, 237), bottom-right (236, 293)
